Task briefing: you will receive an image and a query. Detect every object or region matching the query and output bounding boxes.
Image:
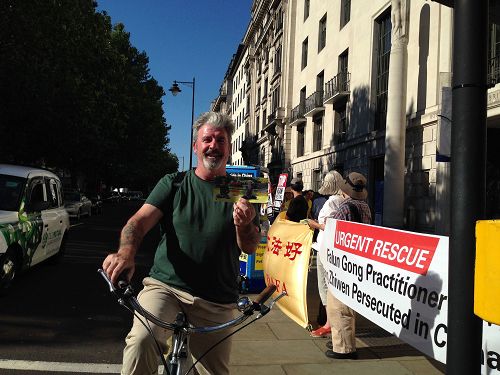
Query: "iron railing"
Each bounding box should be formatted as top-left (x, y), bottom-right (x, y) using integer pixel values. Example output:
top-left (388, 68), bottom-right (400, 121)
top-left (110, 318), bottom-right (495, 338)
top-left (290, 103), bottom-right (306, 123)
top-left (324, 72), bottom-right (350, 101)
top-left (489, 55), bottom-right (500, 87)
top-left (304, 91), bottom-right (324, 113)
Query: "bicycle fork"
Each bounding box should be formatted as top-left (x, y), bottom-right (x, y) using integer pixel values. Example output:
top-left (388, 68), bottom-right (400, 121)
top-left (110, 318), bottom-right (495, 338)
top-left (167, 313), bottom-right (190, 375)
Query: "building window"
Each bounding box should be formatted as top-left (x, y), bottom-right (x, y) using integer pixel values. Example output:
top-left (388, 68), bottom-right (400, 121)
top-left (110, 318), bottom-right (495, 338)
top-left (340, 0), bottom-right (351, 28)
top-left (318, 14), bottom-right (327, 52)
top-left (274, 45), bottom-right (282, 74)
top-left (300, 86), bottom-right (307, 112)
top-left (339, 49), bottom-right (349, 73)
top-left (313, 115), bottom-right (323, 152)
top-left (262, 110), bottom-right (267, 132)
top-left (335, 102), bottom-right (348, 143)
top-left (263, 79), bottom-right (268, 100)
top-left (375, 11), bottom-right (391, 131)
top-left (313, 169), bottom-right (322, 192)
top-left (317, 71), bottom-right (324, 93)
top-left (257, 87), bottom-right (261, 105)
top-left (276, 10), bottom-right (283, 34)
top-left (272, 87), bottom-right (280, 112)
top-left (301, 37), bottom-right (308, 70)
top-left (256, 115), bottom-right (260, 134)
top-left (489, 22), bottom-right (500, 85)
top-left (304, 0), bottom-right (310, 21)
top-left (297, 125), bottom-right (305, 157)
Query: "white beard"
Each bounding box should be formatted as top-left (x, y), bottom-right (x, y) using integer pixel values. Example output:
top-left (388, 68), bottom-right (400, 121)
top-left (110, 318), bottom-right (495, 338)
top-left (202, 153), bottom-right (224, 170)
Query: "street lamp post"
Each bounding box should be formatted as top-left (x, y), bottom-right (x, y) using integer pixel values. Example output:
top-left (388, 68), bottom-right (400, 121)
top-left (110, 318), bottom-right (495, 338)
top-left (169, 78), bottom-right (195, 170)
top-left (179, 156), bottom-right (184, 172)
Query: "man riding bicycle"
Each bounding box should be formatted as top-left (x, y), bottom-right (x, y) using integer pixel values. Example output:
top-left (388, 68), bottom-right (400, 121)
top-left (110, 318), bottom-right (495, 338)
top-left (102, 112), bottom-right (260, 375)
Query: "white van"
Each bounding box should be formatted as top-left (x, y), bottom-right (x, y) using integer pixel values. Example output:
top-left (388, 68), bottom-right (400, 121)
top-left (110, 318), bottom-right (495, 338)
top-left (0, 164), bottom-right (70, 289)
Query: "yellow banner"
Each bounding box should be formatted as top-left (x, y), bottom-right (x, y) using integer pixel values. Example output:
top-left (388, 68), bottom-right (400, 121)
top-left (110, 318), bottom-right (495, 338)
top-left (263, 213), bottom-right (313, 328)
top-left (475, 220), bottom-right (500, 324)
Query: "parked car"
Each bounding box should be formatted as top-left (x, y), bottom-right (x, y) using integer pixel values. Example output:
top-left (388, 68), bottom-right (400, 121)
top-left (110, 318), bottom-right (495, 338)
top-left (87, 193), bottom-right (103, 214)
top-left (0, 164), bottom-right (70, 289)
top-left (103, 191), bottom-right (122, 204)
top-left (64, 191), bottom-right (92, 220)
top-left (128, 191), bottom-right (144, 201)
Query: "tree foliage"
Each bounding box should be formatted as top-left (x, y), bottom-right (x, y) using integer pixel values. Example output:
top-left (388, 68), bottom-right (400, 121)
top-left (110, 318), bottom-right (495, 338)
top-left (0, 0), bottom-right (178, 192)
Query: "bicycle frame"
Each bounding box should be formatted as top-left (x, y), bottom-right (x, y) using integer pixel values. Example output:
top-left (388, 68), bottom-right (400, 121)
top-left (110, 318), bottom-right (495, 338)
top-left (98, 269), bottom-right (285, 375)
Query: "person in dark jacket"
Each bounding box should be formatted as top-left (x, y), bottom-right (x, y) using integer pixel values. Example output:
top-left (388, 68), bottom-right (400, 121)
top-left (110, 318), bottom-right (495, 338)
top-left (285, 178), bottom-right (308, 222)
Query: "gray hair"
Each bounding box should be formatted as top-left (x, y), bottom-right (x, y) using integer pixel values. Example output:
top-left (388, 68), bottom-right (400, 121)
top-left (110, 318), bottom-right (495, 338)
top-left (318, 170), bottom-right (343, 196)
top-left (193, 112), bottom-right (234, 143)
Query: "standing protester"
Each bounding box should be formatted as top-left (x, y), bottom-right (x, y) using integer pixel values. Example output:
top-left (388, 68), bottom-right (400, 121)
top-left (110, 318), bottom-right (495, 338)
top-left (304, 189), bottom-right (314, 218)
top-left (325, 172), bottom-right (371, 359)
top-left (285, 178), bottom-right (308, 222)
top-left (102, 112), bottom-right (260, 375)
top-left (307, 170), bottom-right (345, 338)
top-left (281, 186), bottom-right (293, 211)
top-left (311, 191), bottom-right (328, 223)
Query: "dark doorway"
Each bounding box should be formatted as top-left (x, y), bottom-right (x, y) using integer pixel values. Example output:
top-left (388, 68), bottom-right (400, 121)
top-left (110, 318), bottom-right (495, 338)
top-left (487, 127), bottom-right (500, 218)
top-left (370, 156), bottom-right (385, 225)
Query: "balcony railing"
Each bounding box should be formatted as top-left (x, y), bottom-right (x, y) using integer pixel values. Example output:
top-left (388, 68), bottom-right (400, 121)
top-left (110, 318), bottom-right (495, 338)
top-left (304, 91), bottom-right (324, 116)
top-left (290, 103), bottom-right (306, 125)
top-left (324, 72), bottom-right (350, 104)
top-left (489, 56), bottom-right (500, 87)
top-left (263, 107), bottom-right (285, 135)
top-left (267, 107), bottom-right (285, 124)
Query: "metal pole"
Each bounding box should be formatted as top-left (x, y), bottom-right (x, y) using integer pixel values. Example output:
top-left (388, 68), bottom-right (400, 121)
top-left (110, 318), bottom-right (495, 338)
top-left (189, 77), bottom-right (195, 170)
top-left (447, 0), bottom-right (488, 373)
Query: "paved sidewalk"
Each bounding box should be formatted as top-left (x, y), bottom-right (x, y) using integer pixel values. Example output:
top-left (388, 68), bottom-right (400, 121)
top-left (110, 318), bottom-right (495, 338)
top-left (228, 270), bottom-right (446, 375)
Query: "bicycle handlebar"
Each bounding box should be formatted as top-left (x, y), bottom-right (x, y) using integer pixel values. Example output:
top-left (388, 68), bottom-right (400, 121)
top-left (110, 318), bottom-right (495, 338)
top-left (97, 268), bottom-right (285, 334)
top-left (253, 284), bottom-right (277, 304)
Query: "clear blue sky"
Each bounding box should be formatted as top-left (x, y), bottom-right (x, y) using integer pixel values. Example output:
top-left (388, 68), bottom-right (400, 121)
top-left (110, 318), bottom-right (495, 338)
top-left (96, 0), bottom-right (253, 171)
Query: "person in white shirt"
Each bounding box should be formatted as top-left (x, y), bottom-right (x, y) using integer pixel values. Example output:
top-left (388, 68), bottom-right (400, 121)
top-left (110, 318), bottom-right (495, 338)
top-left (307, 170), bottom-right (344, 338)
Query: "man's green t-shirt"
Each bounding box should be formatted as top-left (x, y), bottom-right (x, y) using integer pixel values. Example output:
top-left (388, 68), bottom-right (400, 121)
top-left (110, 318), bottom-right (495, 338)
top-left (146, 170), bottom-right (244, 303)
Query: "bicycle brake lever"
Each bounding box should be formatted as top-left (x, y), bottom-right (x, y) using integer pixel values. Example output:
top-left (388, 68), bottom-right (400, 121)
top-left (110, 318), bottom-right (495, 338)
top-left (98, 269), bottom-right (116, 292)
top-left (256, 291), bottom-right (287, 318)
top-left (98, 268), bottom-right (134, 297)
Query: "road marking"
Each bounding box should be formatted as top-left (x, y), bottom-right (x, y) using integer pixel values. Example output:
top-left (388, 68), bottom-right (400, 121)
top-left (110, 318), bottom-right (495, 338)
top-left (0, 359), bottom-right (166, 373)
top-left (70, 222), bottom-right (84, 228)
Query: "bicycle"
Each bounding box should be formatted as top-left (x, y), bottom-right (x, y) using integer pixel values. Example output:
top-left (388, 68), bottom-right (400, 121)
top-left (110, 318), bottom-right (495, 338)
top-left (98, 269), bottom-right (286, 375)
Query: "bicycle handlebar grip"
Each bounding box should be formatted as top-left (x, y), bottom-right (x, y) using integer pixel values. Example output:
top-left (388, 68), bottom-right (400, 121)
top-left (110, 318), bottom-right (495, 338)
top-left (253, 284), bottom-right (277, 305)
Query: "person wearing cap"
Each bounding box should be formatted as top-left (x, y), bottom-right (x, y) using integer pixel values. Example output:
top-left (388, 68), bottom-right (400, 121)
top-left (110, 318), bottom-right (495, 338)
top-left (306, 170), bottom-right (345, 338)
top-left (285, 177), bottom-right (308, 222)
top-left (325, 171), bottom-right (371, 359)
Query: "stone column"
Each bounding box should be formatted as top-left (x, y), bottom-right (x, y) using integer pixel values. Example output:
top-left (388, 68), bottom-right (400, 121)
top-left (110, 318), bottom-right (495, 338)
top-left (383, 0), bottom-right (410, 228)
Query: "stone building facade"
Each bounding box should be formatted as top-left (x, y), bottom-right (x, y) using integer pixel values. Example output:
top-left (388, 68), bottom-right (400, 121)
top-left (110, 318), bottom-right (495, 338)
top-left (212, 0), bottom-right (500, 234)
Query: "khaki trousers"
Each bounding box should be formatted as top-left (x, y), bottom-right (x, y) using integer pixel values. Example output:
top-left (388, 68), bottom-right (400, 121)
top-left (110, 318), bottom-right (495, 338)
top-left (121, 277), bottom-right (235, 375)
top-left (326, 290), bottom-right (356, 353)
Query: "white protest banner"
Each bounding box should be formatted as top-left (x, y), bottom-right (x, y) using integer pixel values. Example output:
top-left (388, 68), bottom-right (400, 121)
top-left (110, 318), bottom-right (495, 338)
top-left (266, 180), bottom-right (274, 217)
top-left (273, 174), bottom-right (288, 210)
top-left (320, 219), bottom-right (448, 362)
top-left (482, 322), bottom-right (500, 373)
top-left (320, 219), bottom-right (500, 372)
